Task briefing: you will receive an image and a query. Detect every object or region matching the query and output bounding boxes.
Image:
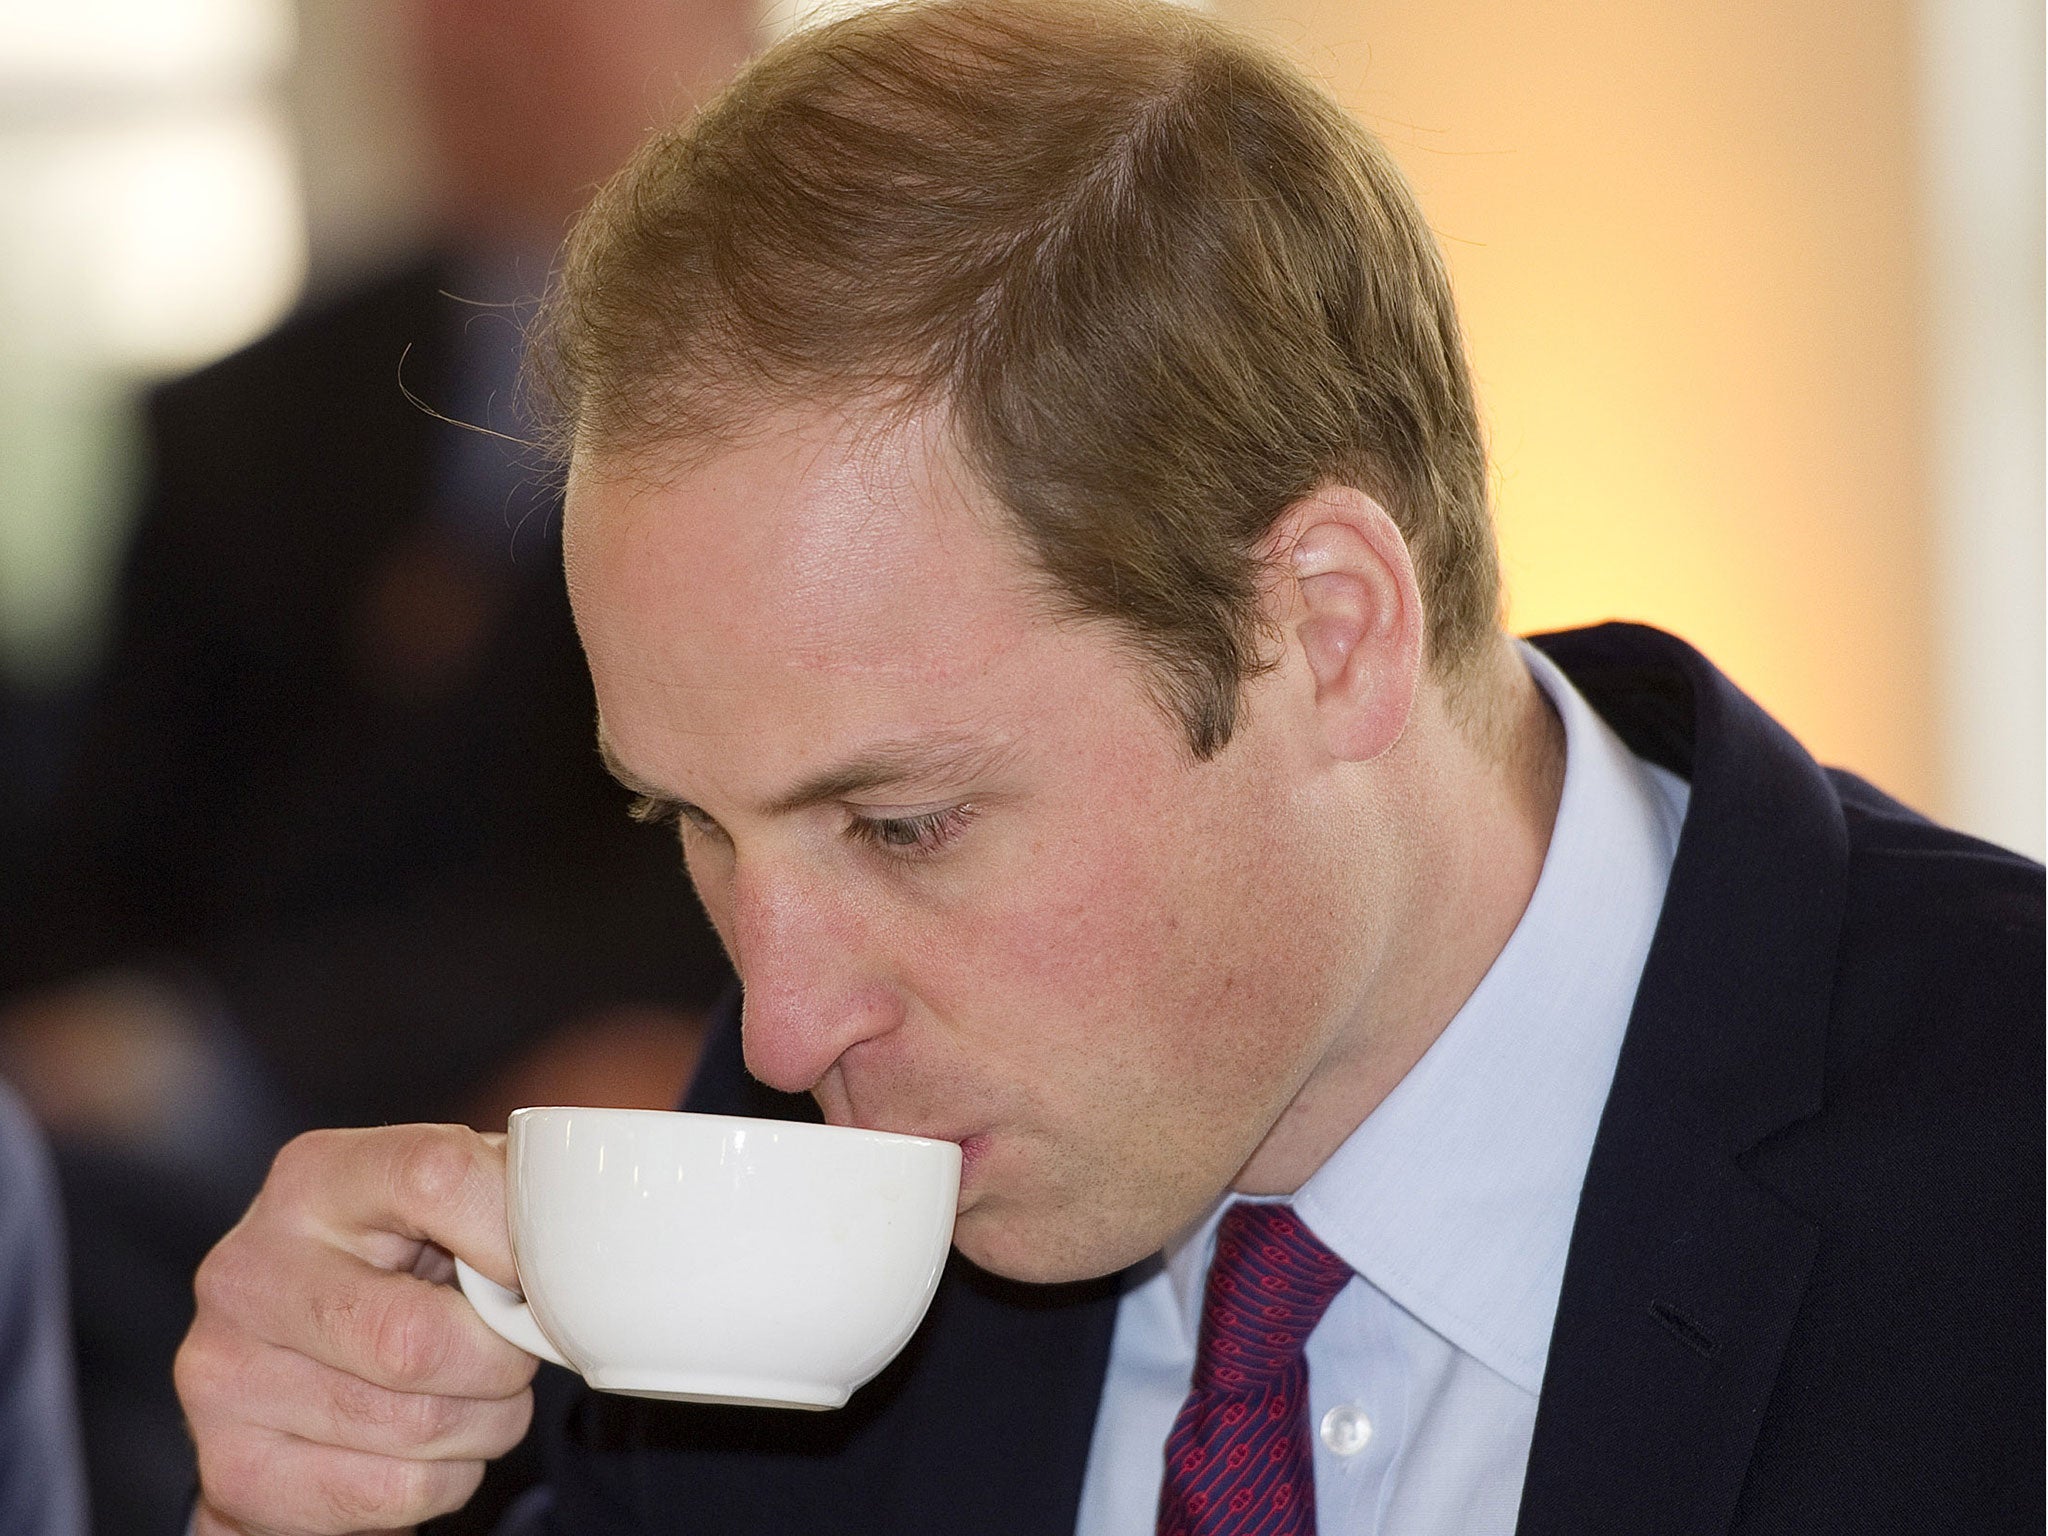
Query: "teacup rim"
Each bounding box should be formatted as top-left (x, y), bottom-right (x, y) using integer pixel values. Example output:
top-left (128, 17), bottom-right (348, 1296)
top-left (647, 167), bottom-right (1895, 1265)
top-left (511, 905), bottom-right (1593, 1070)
top-left (505, 1104), bottom-right (961, 1158)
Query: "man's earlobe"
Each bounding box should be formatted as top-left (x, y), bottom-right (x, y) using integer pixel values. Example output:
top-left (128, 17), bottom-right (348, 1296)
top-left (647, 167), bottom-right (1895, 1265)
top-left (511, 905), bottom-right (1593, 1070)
top-left (1284, 491), bottom-right (1424, 762)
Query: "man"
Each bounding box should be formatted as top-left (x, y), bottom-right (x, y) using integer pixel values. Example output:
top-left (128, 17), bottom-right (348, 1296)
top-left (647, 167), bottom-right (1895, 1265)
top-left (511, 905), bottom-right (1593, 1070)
top-left (173, 2), bottom-right (2044, 1533)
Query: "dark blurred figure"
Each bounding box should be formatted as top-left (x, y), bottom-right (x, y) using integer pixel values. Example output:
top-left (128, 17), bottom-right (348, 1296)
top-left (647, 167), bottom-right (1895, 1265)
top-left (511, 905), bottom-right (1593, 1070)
top-left (0, 2), bottom-right (755, 1531)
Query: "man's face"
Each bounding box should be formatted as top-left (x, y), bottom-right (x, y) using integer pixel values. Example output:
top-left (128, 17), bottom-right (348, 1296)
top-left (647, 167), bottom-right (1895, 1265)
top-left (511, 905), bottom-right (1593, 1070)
top-left (565, 408), bottom-right (1372, 1283)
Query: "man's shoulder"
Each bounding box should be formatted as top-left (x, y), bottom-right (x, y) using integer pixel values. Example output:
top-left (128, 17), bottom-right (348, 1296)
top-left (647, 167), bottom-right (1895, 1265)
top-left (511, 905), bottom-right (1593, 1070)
top-left (1538, 616), bottom-right (2042, 1139)
top-left (1828, 765), bottom-right (2042, 947)
top-left (1821, 767), bottom-right (2042, 1109)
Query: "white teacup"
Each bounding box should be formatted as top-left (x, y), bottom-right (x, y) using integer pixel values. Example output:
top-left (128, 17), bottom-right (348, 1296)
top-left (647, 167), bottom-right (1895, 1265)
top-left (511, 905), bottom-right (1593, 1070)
top-left (454, 1107), bottom-right (960, 1410)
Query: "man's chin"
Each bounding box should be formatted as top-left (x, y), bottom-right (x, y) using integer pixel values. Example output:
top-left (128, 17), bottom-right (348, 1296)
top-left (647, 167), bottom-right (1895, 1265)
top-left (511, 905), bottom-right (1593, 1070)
top-left (951, 1203), bottom-right (1160, 1287)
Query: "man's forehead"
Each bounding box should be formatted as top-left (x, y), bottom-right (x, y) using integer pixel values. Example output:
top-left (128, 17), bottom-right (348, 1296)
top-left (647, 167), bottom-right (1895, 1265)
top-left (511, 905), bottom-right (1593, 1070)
top-left (579, 406), bottom-right (1005, 557)
top-left (564, 403), bottom-right (1065, 751)
top-left (567, 404), bottom-right (990, 533)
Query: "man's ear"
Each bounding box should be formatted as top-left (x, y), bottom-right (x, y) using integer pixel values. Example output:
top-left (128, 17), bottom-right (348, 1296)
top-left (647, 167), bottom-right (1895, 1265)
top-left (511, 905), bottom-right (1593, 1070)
top-left (1267, 486), bottom-right (1424, 763)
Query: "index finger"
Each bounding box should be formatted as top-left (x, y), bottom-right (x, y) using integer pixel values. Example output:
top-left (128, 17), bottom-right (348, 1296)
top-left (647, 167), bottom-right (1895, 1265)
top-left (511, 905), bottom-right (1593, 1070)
top-left (273, 1124), bottom-right (520, 1290)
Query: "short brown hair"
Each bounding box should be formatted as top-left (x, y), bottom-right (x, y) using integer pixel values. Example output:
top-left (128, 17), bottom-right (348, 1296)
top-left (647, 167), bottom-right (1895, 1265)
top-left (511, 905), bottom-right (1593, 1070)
top-left (539, 0), bottom-right (1498, 755)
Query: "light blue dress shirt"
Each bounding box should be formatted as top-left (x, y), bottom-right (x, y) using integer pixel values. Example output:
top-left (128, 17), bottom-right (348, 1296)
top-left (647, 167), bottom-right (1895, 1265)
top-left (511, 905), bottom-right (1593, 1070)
top-left (1075, 644), bottom-right (1689, 1536)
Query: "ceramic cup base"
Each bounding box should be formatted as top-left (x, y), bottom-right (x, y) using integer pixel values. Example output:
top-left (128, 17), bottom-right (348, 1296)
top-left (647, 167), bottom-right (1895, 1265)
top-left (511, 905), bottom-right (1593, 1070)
top-left (584, 1371), bottom-right (849, 1410)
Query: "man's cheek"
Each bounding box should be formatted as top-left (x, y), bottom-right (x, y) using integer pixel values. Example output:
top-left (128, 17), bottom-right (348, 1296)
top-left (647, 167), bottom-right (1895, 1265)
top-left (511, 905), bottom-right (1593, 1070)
top-left (960, 865), bottom-right (1173, 1015)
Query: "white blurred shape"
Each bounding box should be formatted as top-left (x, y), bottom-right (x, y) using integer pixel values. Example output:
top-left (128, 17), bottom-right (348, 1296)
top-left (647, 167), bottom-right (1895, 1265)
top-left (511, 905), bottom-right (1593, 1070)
top-left (1, 104), bottom-right (304, 371)
top-left (760, 0), bottom-right (1202, 43)
top-left (82, 107), bottom-right (305, 370)
top-left (0, 0), bottom-right (302, 684)
top-left (1919, 0), bottom-right (2046, 859)
top-left (0, 0), bottom-right (293, 93)
top-left (756, 0), bottom-right (878, 43)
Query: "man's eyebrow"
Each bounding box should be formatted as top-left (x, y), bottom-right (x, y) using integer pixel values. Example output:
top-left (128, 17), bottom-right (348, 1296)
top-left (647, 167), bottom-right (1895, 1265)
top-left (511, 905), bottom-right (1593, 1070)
top-left (596, 732), bottom-right (697, 824)
top-left (596, 733), bottom-right (677, 804)
top-left (760, 733), bottom-right (1019, 815)
top-left (594, 727), bottom-right (1017, 820)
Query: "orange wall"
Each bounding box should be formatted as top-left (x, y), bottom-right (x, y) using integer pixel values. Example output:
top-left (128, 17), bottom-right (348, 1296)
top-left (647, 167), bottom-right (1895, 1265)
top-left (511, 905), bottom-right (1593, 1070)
top-left (1222, 0), bottom-right (1937, 811)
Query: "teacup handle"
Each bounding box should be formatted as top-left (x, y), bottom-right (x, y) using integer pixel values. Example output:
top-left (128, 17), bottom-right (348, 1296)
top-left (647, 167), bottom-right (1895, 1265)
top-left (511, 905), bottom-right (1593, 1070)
top-left (453, 1257), bottom-right (572, 1370)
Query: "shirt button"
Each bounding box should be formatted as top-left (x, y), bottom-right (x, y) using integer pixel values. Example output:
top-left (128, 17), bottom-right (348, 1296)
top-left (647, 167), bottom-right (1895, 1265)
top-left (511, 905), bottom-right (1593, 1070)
top-left (1320, 1404), bottom-right (1373, 1456)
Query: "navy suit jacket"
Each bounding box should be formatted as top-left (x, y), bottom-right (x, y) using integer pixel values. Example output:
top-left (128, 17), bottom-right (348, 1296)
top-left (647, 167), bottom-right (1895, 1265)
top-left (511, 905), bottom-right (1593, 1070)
top-left (526, 623), bottom-right (2044, 1535)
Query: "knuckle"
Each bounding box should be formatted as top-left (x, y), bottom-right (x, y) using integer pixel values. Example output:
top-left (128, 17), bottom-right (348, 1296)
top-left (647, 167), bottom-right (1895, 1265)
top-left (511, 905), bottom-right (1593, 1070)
top-left (327, 1369), bottom-right (399, 1435)
top-left (267, 1126), bottom-right (344, 1200)
top-left (330, 1372), bottom-right (464, 1447)
top-left (321, 1452), bottom-right (477, 1529)
top-left (409, 1389), bottom-right (470, 1446)
top-left (308, 1275), bottom-right (369, 1361)
top-left (190, 1233), bottom-right (258, 1325)
top-left (368, 1287), bottom-right (452, 1390)
top-left (390, 1128), bottom-right (478, 1215)
top-left (194, 1431), bottom-right (281, 1528)
top-left (171, 1328), bottom-right (234, 1419)
top-left (190, 1245), bottom-right (229, 1315)
top-left (321, 1454), bottom-right (429, 1528)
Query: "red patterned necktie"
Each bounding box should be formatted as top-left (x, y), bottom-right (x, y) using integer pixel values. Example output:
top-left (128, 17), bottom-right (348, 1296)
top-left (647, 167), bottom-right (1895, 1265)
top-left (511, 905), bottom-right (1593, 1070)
top-left (1156, 1202), bottom-right (1353, 1536)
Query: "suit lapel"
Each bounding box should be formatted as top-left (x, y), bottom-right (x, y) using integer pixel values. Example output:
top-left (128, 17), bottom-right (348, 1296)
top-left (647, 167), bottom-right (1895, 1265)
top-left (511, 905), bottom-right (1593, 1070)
top-left (1518, 626), bottom-right (1846, 1536)
top-left (1513, 1092), bottom-right (1819, 1535)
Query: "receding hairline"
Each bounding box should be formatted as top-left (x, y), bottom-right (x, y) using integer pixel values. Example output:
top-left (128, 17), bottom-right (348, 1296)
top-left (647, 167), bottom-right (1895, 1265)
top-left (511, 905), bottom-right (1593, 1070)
top-left (539, 0), bottom-right (1502, 758)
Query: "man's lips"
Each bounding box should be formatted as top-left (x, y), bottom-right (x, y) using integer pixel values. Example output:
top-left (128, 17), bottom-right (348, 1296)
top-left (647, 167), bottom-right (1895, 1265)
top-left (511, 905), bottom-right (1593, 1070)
top-left (954, 1132), bottom-right (989, 1186)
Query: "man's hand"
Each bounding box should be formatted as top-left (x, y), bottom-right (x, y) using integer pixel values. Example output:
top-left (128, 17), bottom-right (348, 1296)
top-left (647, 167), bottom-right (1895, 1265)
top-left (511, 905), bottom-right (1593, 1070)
top-left (175, 1125), bottom-right (540, 1535)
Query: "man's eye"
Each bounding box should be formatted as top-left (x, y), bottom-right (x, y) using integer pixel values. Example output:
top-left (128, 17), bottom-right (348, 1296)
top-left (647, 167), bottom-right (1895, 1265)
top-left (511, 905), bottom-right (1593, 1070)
top-left (674, 804), bottom-right (727, 840)
top-left (847, 804), bottom-right (978, 858)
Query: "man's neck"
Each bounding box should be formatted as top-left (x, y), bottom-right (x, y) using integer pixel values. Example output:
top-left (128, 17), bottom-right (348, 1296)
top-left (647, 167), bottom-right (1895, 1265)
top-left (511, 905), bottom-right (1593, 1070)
top-left (1233, 637), bottom-right (1568, 1194)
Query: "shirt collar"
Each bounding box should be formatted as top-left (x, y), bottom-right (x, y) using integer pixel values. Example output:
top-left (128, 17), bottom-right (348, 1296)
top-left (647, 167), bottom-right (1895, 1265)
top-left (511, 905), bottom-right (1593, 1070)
top-left (1163, 642), bottom-right (1686, 1394)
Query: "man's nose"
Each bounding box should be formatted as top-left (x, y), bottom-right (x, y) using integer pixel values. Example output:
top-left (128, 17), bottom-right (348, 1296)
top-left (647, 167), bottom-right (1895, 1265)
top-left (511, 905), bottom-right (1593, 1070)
top-left (728, 862), bottom-right (900, 1096)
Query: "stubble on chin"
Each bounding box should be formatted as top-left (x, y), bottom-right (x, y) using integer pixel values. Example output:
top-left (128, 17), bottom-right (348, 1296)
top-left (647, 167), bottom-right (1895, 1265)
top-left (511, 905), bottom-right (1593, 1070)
top-left (949, 1137), bottom-right (1237, 1287)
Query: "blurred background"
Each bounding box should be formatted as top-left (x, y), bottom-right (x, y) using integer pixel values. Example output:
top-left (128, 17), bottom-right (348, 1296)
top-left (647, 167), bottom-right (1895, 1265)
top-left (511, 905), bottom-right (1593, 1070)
top-left (0, 0), bottom-right (2039, 1532)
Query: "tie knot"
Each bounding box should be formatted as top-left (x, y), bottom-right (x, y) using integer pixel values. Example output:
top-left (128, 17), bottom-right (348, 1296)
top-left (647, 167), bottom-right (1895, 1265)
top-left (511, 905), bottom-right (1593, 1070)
top-left (1190, 1203), bottom-right (1352, 1394)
